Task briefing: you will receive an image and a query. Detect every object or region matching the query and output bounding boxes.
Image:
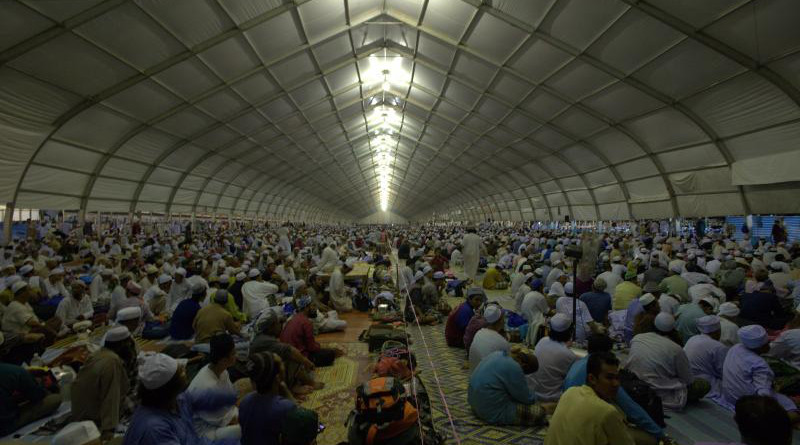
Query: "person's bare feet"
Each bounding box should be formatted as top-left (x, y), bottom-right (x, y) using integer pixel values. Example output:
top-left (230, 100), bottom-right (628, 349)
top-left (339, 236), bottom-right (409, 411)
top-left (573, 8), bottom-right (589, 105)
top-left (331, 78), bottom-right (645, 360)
top-left (293, 385), bottom-right (314, 395)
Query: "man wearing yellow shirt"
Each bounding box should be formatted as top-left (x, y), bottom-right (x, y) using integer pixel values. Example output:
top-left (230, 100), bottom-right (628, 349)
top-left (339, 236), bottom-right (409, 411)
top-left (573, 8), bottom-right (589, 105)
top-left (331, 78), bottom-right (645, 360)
top-left (613, 271), bottom-right (641, 310)
top-left (482, 264), bottom-right (508, 290)
top-left (545, 352), bottom-right (635, 445)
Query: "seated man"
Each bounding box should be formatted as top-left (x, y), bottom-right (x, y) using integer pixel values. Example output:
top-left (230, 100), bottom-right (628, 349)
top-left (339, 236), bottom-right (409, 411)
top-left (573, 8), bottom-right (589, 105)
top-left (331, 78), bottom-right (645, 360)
top-left (563, 334), bottom-right (663, 444)
top-left (467, 345), bottom-right (549, 426)
top-left (684, 315), bottom-right (728, 399)
top-left (468, 305), bottom-right (509, 371)
top-left (169, 282), bottom-right (206, 340)
top-left (531, 313), bottom-right (578, 401)
top-left (328, 261), bottom-right (354, 312)
top-left (250, 310), bottom-right (319, 396)
top-left (280, 296), bottom-right (343, 367)
top-left (625, 313), bottom-right (710, 411)
top-left (2, 281), bottom-right (61, 345)
top-left (445, 288), bottom-right (485, 348)
top-left (187, 333), bottom-right (241, 440)
top-left (546, 352), bottom-right (637, 445)
top-left (482, 264), bottom-right (508, 290)
top-left (55, 281), bottom-right (94, 330)
top-left (193, 290), bottom-right (241, 344)
top-left (728, 395), bottom-right (793, 445)
top-left (719, 325), bottom-right (799, 423)
top-left (71, 326), bottom-right (136, 441)
top-left (0, 361), bottom-right (62, 437)
top-left (124, 353), bottom-right (238, 445)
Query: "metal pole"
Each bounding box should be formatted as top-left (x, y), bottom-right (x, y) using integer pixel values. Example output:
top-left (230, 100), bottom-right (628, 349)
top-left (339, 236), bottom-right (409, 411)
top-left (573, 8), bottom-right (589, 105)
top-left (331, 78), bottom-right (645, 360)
top-left (572, 260), bottom-right (578, 339)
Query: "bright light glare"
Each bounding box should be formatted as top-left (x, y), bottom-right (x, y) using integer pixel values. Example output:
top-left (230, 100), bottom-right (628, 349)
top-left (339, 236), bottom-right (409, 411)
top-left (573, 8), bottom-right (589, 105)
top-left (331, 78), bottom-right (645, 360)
top-left (364, 55), bottom-right (410, 90)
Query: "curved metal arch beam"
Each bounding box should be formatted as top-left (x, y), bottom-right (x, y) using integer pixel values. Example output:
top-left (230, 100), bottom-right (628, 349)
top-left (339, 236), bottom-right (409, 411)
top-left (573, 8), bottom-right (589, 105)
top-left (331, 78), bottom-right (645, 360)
top-left (465, 2), bottom-right (760, 216)
top-left (380, 41), bottom-right (638, 218)
top-left (387, 9), bottom-right (750, 219)
top-left (390, 90), bottom-right (564, 219)
top-left (9, 2), bottom-right (308, 208)
top-left (379, 44), bottom-right (596, 220)
top-left (620, 0), bottom-right (800, 107)
top-left (377, 47), bottom-right (602, 221)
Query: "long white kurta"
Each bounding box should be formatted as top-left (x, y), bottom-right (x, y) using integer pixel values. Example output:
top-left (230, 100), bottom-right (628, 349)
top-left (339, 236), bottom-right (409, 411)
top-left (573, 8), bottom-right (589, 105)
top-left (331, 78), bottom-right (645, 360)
top-left (531, 337), bottom-right (577, 401)
top-left (684, 333), bottom-right (728, 397)
top-left (625, 332), bottom-right (693, 410)
top-left (241, 280), bottom-right (279, 319)
top-left (329, 267), bottom-right (352, 312)
top-left (462, 233), bottom-right (481, 282)
top-left (469, 328), bottom-right (510, 371)
top-left (55, 295), bottom-right (94, 326)
top-left (317, 246), bottom-right (339, 274)
top-left (187, 364), bottom-right (240, 440)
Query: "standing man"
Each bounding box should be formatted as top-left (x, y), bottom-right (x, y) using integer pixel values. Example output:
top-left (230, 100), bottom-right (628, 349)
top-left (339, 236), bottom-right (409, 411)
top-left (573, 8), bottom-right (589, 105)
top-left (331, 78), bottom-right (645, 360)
top-left (462, 228), bottom-right (481, 284)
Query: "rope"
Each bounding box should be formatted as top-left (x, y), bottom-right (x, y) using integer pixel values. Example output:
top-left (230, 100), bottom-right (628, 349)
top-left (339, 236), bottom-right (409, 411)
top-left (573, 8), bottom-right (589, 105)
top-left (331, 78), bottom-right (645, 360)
top-left (395, 253), bottom-right (462, 444)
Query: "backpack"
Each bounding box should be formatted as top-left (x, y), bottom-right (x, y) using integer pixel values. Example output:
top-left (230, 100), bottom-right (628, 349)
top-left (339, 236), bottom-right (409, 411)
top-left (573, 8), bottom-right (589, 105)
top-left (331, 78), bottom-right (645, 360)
top-left (619, 369), bottom-right (666, 427)
top-left (351, 377), bottom-right (420, 445)
top-left (355, 377), bottom-right (408, 425)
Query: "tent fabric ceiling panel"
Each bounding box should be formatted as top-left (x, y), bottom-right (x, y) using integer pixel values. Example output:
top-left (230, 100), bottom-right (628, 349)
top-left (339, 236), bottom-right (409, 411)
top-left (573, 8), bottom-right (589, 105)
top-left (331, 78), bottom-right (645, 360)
top-left (90, 177), bottom-right (138, 201)
top-left (2, 0), bottom-right (800, 221)
top-left (36, 141), bottom-right (102, 174)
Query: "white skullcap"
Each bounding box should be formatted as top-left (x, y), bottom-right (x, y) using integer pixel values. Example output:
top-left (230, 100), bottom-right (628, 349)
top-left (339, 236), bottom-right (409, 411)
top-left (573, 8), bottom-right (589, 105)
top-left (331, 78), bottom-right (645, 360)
top-left (175, 267), bottom-right (187, 276)
top-left (157, 274), bottom-right (172, 285)
top-left (344, 258), bottom-right (356, 268)
top-left (248, 268), bottom-right (261, 278)
top-left (375, 291), bottom-right (394, 302)
top-left (550, 313), bottom-right (572, 332)
top-left (102, 326), bottom-right (131, 345)
top-left (214, 289), bottom-right (229, 304)
top-left (717, 302), bottom-right (740, 317)
top-left (484, 305), bottom-right (502, 324)
top-left (422, 265), bottom-right (433, 274)
top-left (564, 282), bottom-right (574, 296)
top-left (521, 264), bottom-right (532, 271)
top-left (433, 271), bottom-right (445, 279)
top-left (19, 264), bottom-right (33, 275)
top-left (639, 293), bottom-right (656, 307)
top-left (12, 281), bottom-right (28, 294)
top-left (116, 306), bottom-right (142, 322)
top-left (145, 265), bottom-right (159, 274)
top-left (654, 312), bottom-right (676, 332)
top-left (191, 282), bottom-right (206, 296)
top-left (219, 274), bottom-right (229, 283)
top-left (696, 315), bottom-right (721, 334)
top-left (611, 256), bottom-right (622, 262)
top-left (236, 272), bottom-right (247, 281)
top-left (534, 267), bottom-right (544, 276)
top-left (100, 268), bottom-right (113, 276)
top-left (52, 421), bottom-right (100, 445)
top-left (50, 267), bottom-right (65, 275)
top-left (413, 270), bottom-right (424, 283)
top-left (668, 261), bottom-right (683, 274)
top-left (138, 353), bottom-right (179, 390)
top-left (738, 325), bottom-right (768, 349)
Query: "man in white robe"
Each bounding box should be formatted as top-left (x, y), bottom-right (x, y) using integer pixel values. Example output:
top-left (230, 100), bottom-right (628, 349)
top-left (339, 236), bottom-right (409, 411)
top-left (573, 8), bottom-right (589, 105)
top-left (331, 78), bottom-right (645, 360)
top-left (55, 282), bottom-right (94, 328)
top-left (241, 269), bottom-right (279, 320)
top-left (316, 243), bottom-right (339, 274)
top-left (625, 313), bottom-right (709, 410)
top-left (462, 228), bottom-right (481, 284)
top-left (684, 315), bottom-right (728, 399)
top-left (469, 305), bottom-right (510, 371)
top-left (89, 269), bottom-right (113, 303)
top-left (329, 261), bottom-right (353, 312)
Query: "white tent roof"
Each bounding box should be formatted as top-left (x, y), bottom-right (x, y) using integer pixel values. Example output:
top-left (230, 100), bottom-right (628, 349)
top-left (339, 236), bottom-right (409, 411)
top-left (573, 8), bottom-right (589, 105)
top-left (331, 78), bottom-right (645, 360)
top-left (1, 0), bottom-right (799, 222)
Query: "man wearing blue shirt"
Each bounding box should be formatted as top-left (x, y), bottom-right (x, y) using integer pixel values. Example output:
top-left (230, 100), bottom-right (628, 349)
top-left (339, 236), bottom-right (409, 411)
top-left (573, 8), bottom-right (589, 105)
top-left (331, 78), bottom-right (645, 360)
top-left (563, 334), bottom-right (664, 444)
top-left (467, 346), bottom-right (552, 426)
